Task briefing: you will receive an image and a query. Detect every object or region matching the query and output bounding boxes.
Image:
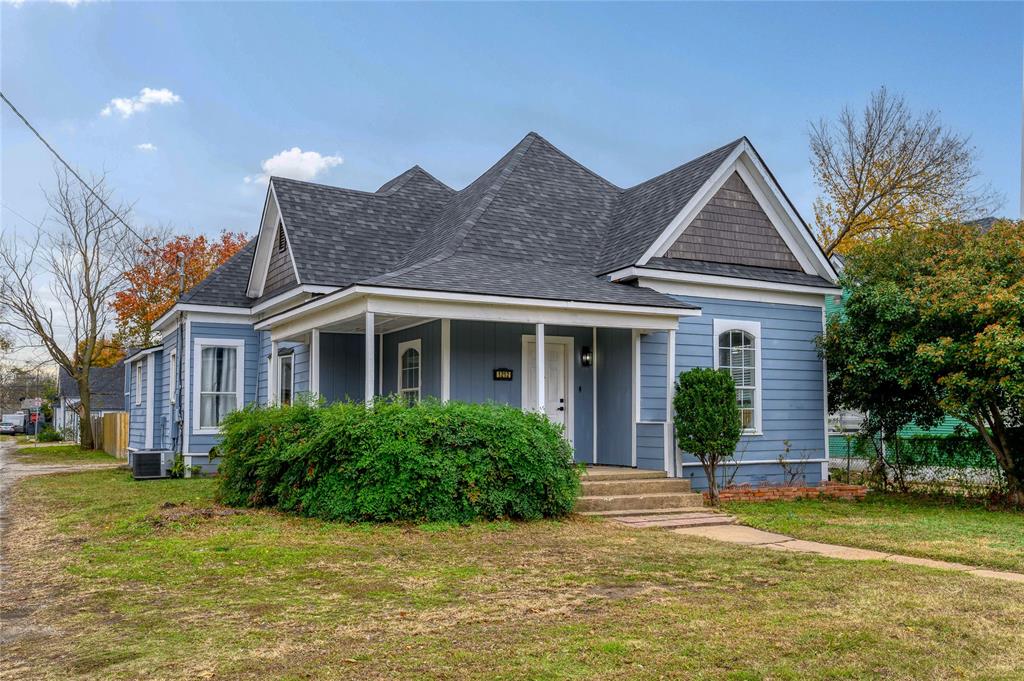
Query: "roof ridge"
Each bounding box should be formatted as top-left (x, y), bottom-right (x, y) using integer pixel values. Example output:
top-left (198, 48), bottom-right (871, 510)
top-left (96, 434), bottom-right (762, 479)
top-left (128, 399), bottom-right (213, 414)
top-left (623, 137), bottom-right (746, 193)
top-left (524, 132), bottom-right (622, 191)
top-left (375, 165), bottom-right (453, 195)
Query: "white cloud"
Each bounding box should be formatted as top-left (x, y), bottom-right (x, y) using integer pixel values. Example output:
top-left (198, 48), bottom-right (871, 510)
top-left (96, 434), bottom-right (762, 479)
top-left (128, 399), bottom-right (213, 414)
top-left (244, 147), bottom-right (343, 184)
top-left (100, 87), bottom-right (181, 118)
top-left (135, 143), bottom-right (157, 152)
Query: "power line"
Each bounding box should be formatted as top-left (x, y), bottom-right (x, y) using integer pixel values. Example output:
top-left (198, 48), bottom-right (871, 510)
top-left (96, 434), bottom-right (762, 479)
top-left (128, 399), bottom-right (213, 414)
top-left (0, 90), bottom-right (149, 246)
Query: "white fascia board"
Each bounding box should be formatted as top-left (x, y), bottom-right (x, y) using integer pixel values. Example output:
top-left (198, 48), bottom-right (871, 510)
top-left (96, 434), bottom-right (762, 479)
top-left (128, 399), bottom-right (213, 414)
top-left (362, 286), bottom-right (698, 319)
top-left (610, 266), bottom-right (838, 300)
top-left (638, 277), bottom-right (829, 309)
top-left (154, 304), bottom-right (251, 331)
top-left (740, 144), bottom-right (838, 281)
top-left (635, 140), bottom-right (838, 282)
top-left (123, 345), bottom-right (163, 364)
top-left (246, 183), bottom-right (282, 298)
top-left (250, 285), bottom-right (338, 315)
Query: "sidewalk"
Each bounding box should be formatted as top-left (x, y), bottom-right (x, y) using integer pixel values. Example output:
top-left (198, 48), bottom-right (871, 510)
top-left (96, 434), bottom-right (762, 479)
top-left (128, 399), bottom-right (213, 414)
top-left (672, 523), bottom-right (1024, 584)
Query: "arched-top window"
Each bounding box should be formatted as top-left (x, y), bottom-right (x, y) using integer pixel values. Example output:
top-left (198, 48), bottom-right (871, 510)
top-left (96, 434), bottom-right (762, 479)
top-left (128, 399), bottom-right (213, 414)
top-left (714, 320), bottom-right (761, 433)
top-left (398, 339), bottom-right (421, 403)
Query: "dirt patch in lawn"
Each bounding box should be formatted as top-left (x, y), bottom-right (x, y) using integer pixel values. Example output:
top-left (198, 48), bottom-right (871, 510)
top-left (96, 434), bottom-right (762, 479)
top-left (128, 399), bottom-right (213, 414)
top-left (147, 501), bottom-right (249, 528)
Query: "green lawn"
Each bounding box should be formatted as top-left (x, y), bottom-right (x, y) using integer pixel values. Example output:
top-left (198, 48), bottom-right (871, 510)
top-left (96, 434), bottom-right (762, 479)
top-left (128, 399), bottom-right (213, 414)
top-left (727, 493), bottom-right (1024, 572)
top-left (3, 471), bottom-right (1023, 680)
top-left (11, 444), bottom-right (117, 465)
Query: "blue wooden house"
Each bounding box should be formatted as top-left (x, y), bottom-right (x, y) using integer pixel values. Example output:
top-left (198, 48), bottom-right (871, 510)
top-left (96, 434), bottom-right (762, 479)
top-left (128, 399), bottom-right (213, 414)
top-left (123, 133), bottom-right (839, 489)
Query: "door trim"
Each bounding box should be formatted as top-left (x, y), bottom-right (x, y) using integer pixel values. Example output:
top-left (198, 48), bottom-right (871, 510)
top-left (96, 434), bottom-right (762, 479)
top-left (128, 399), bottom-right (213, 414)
top-left (521, 334), bottom-right (574, 444)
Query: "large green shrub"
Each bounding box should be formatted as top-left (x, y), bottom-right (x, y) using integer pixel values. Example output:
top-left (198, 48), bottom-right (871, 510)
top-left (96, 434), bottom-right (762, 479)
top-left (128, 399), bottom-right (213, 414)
top-left (673, 368), bottom-right (742, 504)
top-left (216, 399), bottom-right (580, 523)
top-left (36, 426), bottom-right (62, 442)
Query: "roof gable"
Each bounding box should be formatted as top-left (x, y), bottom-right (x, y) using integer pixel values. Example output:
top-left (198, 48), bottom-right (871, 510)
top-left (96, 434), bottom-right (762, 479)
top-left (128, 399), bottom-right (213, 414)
top-left (665, 172), bottom-right (801, 271)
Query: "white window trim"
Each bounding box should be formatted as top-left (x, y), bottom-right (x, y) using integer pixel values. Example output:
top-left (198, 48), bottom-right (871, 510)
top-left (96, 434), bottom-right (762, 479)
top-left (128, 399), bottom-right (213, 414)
top-left (134, 362), bottom-right (143, 406)
top-left (168, 349), bottom-right (177, 404)
top-left (712, 318), bottom-right (762, 436)
top-left (277, 353), bottom-right (295, 405)
top-left (192, 337), bottom-right (246, 435)
top-left (397, 339), bottom-right (422, 402)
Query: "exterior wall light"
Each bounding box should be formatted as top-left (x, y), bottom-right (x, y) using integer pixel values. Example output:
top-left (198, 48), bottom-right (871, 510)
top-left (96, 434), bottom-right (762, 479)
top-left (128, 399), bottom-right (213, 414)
top-left (580, 346), bottom-right (593, 367)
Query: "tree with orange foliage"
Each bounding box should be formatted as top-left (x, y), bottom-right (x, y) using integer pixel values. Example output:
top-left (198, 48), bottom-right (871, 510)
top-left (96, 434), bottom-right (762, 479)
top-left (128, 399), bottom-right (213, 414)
top-left (76, 336), bottom-right (125, 367)
top-left (112, 231), bottom-right (249, 347)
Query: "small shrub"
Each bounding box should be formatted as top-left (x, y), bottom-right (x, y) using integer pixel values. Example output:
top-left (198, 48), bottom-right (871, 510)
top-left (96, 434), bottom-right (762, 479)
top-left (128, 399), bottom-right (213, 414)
top-left (673, 368), bottom-right (742, 505)
top-left (215, 399), bottom-right (580, 523)
top-left (36, 427), bottom-right (62, 442)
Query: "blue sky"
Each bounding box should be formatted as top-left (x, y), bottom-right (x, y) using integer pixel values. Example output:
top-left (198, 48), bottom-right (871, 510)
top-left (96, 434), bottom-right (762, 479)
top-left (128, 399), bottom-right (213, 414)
top-left (2, 1), bottom-right (1021, 245)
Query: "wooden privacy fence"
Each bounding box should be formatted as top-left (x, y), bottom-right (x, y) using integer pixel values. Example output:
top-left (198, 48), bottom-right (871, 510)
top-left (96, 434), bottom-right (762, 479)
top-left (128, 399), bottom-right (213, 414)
top-left (91, 412), bottom-right (128, 459)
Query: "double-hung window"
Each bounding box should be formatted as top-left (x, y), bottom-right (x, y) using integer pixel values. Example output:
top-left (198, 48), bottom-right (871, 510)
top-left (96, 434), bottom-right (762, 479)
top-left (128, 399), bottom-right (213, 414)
top-left (194, 339), bottom-right (244, 432)
top-left (397, 339), bottom-right (421, 404)
top-left (713, 319), bottom-right (762, 434)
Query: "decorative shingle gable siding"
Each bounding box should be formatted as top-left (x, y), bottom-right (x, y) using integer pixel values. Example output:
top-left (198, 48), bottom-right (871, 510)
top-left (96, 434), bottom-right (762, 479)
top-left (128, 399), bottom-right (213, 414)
top-left (265, 223), bottom-right (298, 295)
top-left (666, 172), bottom-right (801, 271)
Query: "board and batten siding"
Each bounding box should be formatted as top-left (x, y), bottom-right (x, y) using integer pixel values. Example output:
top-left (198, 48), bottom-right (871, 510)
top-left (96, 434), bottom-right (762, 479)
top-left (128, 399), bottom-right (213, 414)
top-left (187, 322), bottom-right (261, 471)
top-left (447, 321), bottom-right (595, 463)
top-left (639, 295), bottom-right (827, 487)
top-left (595, 327), bottom-right (632, 467)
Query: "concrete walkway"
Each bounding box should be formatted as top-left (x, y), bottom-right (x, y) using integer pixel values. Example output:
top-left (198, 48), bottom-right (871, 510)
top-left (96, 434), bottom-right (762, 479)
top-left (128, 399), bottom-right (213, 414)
top-left (0, 440), bottom-right (119, 554)
top-left (672, 524), bottom-right (1024, 584)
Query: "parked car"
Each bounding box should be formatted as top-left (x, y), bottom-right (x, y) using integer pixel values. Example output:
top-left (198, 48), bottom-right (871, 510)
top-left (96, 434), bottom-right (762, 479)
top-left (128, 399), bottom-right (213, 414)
top-left (0, 422), bottom-right (17, 436)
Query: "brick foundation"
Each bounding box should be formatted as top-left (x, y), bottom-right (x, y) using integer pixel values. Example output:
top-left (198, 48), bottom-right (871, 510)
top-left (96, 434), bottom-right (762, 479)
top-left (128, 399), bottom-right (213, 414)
top-left (709, 481), bottom-right (868, 503)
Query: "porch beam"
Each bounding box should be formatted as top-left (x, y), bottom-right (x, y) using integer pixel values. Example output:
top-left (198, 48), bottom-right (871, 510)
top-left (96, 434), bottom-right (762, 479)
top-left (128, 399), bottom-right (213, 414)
top-left (364, 311), bottom-right (375, 406)
top-left (664, 328), bottom-right (677, 477)
top-left (536, 323), bottom-right (545, 413)
top-left (366, 296), bottom-right (684, 331)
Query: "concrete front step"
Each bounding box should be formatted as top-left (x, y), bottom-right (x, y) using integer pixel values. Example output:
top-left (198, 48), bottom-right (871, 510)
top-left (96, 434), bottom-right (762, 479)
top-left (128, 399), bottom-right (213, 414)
top-left (575, 492), bottom-right (705, 513)
top-left (581, 478), bottom-right (692, 496)
top-left (581, 467), bottom-right (667, 482)
top-left (611, 512), bottom-right (735, 529)
top-left (578, 507), bottom-right (712, 518)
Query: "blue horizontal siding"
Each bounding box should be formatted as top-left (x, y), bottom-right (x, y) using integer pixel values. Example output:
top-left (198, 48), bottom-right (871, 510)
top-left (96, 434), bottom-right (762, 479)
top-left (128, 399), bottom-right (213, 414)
top-left (636, 422), bottom-right (664, 471)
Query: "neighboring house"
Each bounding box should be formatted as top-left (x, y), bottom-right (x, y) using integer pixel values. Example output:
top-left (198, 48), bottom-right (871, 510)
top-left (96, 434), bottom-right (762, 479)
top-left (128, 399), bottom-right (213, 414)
top-left (54, 362), bottom-right (126, 440)
top-left (131, 132), bottom-right (840, 487)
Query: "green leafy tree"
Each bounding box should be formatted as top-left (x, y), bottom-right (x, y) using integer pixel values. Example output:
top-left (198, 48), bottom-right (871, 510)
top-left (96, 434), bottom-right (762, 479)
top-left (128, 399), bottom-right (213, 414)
top-left (673, 368), bottom-right (742, 505)
top-left (822, 219), bottom-right (1024, 503)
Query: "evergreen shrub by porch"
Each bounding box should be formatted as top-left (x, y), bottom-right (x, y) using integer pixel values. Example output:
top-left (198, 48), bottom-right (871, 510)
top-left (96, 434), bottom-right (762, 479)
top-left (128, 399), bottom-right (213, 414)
top-left (215, 399), bottom-right (580, 522)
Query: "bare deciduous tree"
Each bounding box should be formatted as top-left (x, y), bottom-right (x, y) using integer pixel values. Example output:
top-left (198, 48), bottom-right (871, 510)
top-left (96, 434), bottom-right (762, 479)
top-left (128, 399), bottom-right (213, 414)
top-left (810, 86), bottom-right (998, 256)
top-left (0, 167), bottom-right (141, 448)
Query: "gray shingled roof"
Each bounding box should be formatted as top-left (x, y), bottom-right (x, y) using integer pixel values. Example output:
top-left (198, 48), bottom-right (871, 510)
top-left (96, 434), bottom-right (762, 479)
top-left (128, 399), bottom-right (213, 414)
top-left (644, 257), bottom-right (839, 289)
top-left (58, 362), bottom-right (126, 411)
top-left (182, 132), bottom-right (820, 310)
top-left (365, 252), bottom-right (696, 309)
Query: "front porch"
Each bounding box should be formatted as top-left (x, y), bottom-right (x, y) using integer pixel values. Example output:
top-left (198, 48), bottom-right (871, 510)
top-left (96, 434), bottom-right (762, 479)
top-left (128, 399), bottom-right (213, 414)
top-left (255, 287), bottom-right (698, 473)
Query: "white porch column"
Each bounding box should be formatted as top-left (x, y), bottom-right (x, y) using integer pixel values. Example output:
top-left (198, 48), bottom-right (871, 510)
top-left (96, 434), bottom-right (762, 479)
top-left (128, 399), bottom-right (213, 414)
top-left (441, 319), bottom-right (451, 402)
top-left (364, 311), bottom-right (375, 406)
top-left (310, 329), bottom-right (320, 397)
top-left (269, 340), bottom-right (279, 405)
top-left (664, 328), bottom-right (677, 477)
top-left (535, 322), bottom-right (545, 413)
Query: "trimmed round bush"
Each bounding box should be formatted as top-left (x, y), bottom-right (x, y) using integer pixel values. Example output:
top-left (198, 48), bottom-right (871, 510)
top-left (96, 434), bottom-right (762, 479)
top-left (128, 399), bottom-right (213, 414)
top-left (215, 399), bottom-right (581, 523)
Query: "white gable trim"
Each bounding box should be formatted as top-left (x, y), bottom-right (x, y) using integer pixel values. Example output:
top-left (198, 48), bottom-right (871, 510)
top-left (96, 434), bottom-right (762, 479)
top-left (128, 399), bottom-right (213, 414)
top-left (246, 181), bottom-right (300, 298)
top-left (636, 140), bottom-right (836, 281)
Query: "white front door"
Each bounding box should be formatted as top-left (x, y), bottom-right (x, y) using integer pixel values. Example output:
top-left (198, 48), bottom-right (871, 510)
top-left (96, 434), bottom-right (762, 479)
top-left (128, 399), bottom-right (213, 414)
top-left (523, 337), bottom-right (572, 440)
